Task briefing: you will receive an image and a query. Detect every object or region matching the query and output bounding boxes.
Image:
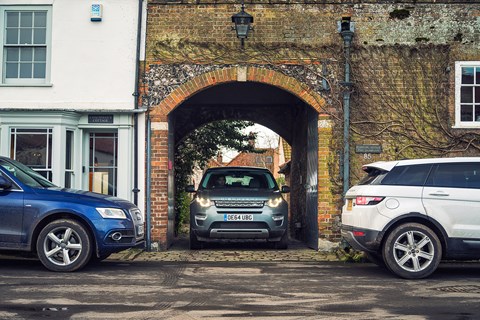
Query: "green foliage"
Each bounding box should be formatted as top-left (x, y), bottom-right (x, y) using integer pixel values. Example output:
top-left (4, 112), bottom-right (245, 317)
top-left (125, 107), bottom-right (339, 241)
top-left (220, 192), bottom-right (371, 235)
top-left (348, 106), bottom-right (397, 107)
top-left (175, 191), bottom-right (191, 235)
top-left (276, 176), bottom-right (286, 187)
top-left (174, 120), bottom-right (259, 234)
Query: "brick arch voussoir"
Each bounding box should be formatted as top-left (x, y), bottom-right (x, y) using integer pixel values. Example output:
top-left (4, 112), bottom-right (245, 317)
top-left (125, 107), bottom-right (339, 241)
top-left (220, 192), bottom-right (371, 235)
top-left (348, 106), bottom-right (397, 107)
top-left (150, 65), bottom-right (325, 116)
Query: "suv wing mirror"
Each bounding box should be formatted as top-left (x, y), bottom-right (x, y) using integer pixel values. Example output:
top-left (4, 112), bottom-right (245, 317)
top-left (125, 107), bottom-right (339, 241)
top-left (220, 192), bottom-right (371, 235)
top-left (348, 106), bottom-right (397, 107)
top-left (281, 186), bottom-right (290, 193)
top-left (185, 185), bottom-right (196, 193)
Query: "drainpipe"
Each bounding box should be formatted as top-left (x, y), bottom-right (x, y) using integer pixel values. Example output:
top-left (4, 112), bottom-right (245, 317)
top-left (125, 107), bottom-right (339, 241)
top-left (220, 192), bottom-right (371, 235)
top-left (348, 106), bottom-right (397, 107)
top-left (146, 115), bottom-right (152, 251)
top-left (338, 17), bottom-right (354, 196)
top-left (132, 0), bottom-right (145, 205)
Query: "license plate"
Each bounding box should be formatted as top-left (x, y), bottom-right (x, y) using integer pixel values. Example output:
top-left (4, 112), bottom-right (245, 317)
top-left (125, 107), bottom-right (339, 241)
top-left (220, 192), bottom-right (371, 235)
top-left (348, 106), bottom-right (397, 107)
top-left (347, 199), bottom-right (353, 211)
top-left (224, 214), bottom-right (253, 221)
top-left (136, 225), bottom-right (144, 236)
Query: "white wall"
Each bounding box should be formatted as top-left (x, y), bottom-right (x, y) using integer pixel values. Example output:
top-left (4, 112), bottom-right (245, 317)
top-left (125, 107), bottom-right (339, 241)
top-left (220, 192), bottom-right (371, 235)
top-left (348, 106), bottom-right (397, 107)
top-left (0, 0), bottom-right (140, 110)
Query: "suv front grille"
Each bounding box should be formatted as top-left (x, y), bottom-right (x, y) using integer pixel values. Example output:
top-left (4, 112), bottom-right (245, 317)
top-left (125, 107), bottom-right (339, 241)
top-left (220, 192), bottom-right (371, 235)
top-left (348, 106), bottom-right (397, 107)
top-left (215, 200), bottom-right (264, 208)
top-left (210, 221), bottom-right (269, 229)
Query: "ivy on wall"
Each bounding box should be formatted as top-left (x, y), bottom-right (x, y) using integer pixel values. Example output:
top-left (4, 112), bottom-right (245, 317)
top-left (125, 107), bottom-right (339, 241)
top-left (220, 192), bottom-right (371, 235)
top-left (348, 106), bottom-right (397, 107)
top-left (144, 38), bottom-right (480, 190)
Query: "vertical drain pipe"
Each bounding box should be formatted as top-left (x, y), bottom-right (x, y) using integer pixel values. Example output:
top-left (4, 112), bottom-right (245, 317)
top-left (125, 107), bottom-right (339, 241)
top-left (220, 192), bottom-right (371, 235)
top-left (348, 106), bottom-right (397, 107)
top-left (338, 17), bottom-right (354, 196)
top-left (146, 115), bottom-right (152, 251)
top-left (132, 0), bottom-right (145, 205)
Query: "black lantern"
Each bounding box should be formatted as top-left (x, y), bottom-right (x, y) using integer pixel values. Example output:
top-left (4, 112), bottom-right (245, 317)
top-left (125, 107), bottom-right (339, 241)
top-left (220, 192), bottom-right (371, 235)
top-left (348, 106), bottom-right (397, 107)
top-left (231, 1), bottom-right (254, 47)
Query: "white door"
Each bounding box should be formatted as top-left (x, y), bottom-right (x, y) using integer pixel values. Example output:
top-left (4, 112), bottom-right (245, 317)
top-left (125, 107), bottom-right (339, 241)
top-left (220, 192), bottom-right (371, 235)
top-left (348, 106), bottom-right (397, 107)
top-left (86, 132), bottom-right (118, 196)
top-left (422, 162), bottom-right (480, 239)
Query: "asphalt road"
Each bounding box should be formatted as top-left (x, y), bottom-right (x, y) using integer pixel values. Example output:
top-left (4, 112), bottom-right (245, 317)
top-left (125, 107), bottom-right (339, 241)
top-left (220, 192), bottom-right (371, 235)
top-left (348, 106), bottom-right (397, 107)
top-left (0, 255), bottom-right (480, 319)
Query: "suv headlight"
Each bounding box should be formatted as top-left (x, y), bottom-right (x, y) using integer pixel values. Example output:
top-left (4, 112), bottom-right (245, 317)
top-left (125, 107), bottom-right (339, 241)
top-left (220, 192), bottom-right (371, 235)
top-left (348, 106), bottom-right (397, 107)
top-left (266, 197), bottom-right (283, 208)
top-left (195, 197), bottom-right (212, 207)
top-left (96, 208), bottom-right (127, 219)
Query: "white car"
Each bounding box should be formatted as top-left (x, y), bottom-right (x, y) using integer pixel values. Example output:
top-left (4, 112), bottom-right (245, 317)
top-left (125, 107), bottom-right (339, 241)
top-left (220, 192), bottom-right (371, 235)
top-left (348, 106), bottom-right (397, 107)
top-left (341, 157), bottom-right (480, 279)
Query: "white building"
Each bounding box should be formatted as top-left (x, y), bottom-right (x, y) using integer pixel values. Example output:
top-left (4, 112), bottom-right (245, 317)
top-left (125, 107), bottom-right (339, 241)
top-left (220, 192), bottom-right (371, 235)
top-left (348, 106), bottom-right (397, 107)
top-left (0, 0), bottom-right (146, 210)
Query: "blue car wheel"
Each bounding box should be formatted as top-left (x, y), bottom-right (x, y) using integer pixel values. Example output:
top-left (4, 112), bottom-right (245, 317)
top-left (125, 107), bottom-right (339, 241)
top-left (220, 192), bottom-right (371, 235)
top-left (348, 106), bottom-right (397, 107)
top-left (36, 219), bottom-right (93, 272)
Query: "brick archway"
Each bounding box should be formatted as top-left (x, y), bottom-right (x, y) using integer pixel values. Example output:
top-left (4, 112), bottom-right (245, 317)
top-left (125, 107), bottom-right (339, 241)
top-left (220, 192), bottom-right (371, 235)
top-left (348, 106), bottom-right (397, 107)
top-left (149, 65), bottom-right (325, 119)
top-left (147, 65), bottom-right (335, 250)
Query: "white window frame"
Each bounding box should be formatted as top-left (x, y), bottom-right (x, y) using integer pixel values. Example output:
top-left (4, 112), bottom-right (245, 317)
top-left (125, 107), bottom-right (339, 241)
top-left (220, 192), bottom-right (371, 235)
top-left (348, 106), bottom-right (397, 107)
top-left (10, 127), bottom-right (53, 180)
top-left (454, 61), bottom-right (480, 128)
top-left (0, 5), bottom-right (52, 86)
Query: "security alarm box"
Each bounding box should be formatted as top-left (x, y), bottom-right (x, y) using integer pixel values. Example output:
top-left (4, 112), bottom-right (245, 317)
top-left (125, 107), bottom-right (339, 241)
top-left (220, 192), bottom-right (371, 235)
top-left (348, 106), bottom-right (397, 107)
top-left (91, 4), bottom-right (103, 22)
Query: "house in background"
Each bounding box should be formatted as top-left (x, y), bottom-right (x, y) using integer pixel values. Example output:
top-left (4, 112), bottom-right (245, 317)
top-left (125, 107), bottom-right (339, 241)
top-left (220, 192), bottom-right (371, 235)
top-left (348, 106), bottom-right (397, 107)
top-left (0, 0), bottom-right (146, 210)
top-left (226, 138), bottom-right (281, 179)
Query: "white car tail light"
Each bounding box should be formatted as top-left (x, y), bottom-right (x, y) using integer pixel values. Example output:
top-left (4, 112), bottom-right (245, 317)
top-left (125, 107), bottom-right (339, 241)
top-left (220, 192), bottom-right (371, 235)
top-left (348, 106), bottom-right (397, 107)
top-left (355, 196), bottom-right (385, 206)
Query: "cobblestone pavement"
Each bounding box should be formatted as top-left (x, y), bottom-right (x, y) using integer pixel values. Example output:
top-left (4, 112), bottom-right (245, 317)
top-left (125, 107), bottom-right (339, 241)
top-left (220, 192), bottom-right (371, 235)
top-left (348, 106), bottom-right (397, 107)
top-left (109, 236), bottom-right (349, 263)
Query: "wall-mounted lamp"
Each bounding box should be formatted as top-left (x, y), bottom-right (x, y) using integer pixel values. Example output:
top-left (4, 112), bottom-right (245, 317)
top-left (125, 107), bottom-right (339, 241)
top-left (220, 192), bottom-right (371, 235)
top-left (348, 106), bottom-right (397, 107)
top-left (337, 16), bottom-right (355, 44)
top-left (231, 0), bottom-right (254, 47)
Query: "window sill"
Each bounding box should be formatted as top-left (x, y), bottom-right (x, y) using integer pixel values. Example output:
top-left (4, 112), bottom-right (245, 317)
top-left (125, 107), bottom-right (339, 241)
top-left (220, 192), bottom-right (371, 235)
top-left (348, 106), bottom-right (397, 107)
top-left (0, 83), bottom-right (53, 87)
top-left (452, 124), bottom-right (480, 129)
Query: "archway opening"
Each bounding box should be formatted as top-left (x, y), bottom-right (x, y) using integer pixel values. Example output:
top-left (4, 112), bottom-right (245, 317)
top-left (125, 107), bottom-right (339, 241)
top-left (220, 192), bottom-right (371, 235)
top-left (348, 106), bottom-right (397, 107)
top-left (167, 82), bottom-right (319, 249)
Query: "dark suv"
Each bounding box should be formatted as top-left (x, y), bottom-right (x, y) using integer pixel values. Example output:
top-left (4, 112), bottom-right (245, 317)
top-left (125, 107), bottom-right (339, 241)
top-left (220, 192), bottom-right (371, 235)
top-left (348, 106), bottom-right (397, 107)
top-left (186, 167), bottom-right (290, 249)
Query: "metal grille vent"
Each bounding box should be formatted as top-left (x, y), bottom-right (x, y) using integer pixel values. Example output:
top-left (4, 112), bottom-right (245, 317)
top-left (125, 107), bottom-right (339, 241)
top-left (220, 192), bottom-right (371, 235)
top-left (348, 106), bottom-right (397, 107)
top-left (434, 285), bottom-right (480, 294)
top-left (215, 200), bottom-right (264, 208)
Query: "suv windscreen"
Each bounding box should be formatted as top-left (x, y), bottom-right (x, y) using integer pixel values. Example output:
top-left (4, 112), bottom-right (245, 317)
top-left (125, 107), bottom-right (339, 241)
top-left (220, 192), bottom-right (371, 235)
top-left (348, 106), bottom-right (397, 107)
top-left (0, 158), bottom-right (56, 188)
top-left (381, 164), bottom-right (431, 186)
top-left (200, 170), bottom-right (278, 190)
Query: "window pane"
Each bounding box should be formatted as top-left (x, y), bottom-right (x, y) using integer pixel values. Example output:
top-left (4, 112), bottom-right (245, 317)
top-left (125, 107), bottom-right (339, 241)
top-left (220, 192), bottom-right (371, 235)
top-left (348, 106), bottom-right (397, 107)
top-left (33, 29), bottom-right (46, 44)
top-left (10, 128), bottom-right (53, 182)
top-left (6, 12), bottom-right (19, 27)
top-left (6, 48), bottom-right (19, 62)
top-left (381, 164), bottom-right (430, 186)
top-left (89, 133), bottom-right (118, 196)
top-left (13, 134), bottom-right (47, 167)
top-left (19, 29), bottom-right (32, 44)
top-left (462, 67), bottom-right (475, 84)
top-left (33, 63), bottom-right (46, 78)
top-left (427, 163), bottom-right (480, 188)
top-left (48, 133), bottom-right (52, 168)
top-left (5, 63), bottom-right (18, 78)
top-left (20, 48), bottom-right (33, 61)
top-left (19, 63), bottom-right (32, 78)
top-left (65, 173), bottom-right (72, 188)
top-left (461, 105), bottom-right (473, 121)
top-left (66, 131), bottom-right (73, 170)
top-left (477, 68), bottom-right (480, 85)
top-left (476, 106), bottom-right (480, 122)
top-left (34, 48), bottom-right (46, 61)
top-left (34, 12), bottom-right (47, 27)
top-left (20, 12), bottom-right (33, 27)
top-left (476, 87), bottom-right (480, 103)
top-left (6, 28), bottom-right (19, 44)
top-left (461, 86), bottom-right (473, 103)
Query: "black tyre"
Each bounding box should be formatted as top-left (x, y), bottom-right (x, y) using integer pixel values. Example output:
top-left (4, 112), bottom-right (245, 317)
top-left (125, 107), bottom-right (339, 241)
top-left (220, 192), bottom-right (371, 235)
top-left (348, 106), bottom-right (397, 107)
top-left (36, 219), bottom-right (92, 272)
top-left (189, 228), bottom-right (202, 250)
top-left (382, 223), bottom-right (442, 279)
top-left (274, 231), bottom-right (289, 250)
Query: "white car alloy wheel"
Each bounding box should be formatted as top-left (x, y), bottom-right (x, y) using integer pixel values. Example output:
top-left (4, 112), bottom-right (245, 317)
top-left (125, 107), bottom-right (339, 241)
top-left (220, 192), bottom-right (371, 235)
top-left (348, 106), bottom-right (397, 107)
top-left (383, 223), bottom-right (442, 279)
top-left (393, 230), bottom-right (434, 272)
top-left (37, 219), bottom-right (92, 272)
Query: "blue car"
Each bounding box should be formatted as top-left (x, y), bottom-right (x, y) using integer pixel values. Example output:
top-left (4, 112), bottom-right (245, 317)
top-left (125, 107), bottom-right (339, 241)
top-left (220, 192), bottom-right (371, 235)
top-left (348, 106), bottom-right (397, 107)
top-left (0, 156), bottom-right (144, 272)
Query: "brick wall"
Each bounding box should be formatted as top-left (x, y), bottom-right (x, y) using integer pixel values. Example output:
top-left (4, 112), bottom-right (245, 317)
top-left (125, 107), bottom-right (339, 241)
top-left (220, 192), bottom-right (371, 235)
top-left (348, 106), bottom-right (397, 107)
top-left (144, 1), bottom-right (480, 249)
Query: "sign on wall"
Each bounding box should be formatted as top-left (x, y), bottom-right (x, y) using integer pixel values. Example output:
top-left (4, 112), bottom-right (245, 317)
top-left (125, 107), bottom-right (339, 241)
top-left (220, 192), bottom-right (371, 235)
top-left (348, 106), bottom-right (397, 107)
top-left (355, 144), bottom-right (382, 154)
top-left (88, 114), bottom-right (114, 124)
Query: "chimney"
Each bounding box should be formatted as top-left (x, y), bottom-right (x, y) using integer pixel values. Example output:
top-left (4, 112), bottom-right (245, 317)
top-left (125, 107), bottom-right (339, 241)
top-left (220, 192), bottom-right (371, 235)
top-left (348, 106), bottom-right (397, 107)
top-left (217, 151), bottom-right (223, 164)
